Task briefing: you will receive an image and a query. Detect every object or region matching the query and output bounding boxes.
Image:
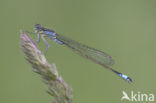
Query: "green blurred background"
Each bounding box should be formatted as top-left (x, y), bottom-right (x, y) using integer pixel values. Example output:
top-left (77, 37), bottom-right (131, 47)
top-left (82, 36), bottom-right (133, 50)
top-left (0, 0), bottom-right (156, 103)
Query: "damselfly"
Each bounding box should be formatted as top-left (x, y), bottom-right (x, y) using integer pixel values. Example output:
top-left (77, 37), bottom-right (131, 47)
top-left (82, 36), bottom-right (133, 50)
top-left (34, 24), bottom-right (132, 82)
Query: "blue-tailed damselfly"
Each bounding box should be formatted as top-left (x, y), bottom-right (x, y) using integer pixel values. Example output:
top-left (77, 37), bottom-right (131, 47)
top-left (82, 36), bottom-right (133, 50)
top-left (34, 24), bottom-right (132, 83)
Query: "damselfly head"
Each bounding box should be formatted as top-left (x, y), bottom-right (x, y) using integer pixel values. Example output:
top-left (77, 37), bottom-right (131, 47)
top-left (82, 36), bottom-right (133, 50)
top-left (34, 24), bottom-right (42, 33)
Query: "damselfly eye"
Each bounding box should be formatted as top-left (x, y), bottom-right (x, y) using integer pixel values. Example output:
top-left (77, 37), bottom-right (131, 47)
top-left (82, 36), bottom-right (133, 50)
top-left (34, 24), bottom-right (41, 29)
top-left (34, 24), bottom-right (42, 33)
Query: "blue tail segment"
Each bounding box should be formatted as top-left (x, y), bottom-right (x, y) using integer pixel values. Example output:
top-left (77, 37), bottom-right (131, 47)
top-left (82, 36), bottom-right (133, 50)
top-left (110, 68), bottom-right (132, 82)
